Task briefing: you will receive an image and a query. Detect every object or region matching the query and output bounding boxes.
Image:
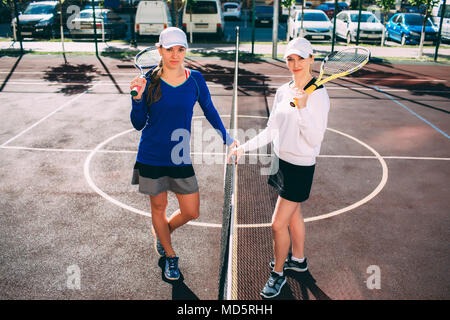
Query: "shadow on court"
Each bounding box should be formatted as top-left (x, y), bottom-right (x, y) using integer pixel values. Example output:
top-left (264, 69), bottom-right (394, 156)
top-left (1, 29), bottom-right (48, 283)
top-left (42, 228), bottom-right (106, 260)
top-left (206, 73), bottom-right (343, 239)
top-left (158, 257), bottom-right (200, 300)
top-left (185, 60), bottom-right (277, 97)
top-left (347, 61), bottom-right (450, 101)
top-left (262, 271), bottom-right (331, 301)
top-left (0, 54), bottom-right (23, 92)
top-left (42, 63), bottom-right (100, 95)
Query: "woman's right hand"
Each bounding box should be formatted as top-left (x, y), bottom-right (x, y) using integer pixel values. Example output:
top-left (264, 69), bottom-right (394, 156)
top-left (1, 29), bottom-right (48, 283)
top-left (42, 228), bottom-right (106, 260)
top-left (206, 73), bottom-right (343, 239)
top-left (130, 76), bottom-right (147, 100)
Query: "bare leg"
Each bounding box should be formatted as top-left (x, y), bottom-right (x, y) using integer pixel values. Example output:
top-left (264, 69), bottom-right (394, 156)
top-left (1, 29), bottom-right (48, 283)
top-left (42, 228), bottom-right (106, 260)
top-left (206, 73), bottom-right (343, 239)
top-left (167, 191), bottom-right (200, 233)
top-left (149, 192), bottom-right (175, 257)
top-left (289, 202), bottom-right (305, 259)
top-left (271, 196), bottom-right (299, 273)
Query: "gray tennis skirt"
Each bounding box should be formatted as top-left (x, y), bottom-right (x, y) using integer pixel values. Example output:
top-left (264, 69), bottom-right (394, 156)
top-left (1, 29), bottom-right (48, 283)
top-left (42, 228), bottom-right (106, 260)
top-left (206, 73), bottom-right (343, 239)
top-left (131, 161), bottom-right (199, 196)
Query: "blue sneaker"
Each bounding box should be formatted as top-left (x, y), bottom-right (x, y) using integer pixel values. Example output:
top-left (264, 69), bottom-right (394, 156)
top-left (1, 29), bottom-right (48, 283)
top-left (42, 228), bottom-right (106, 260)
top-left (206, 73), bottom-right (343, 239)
top-left (164, 256), bottom-right (180, 281)
top-left (260, 271), bottom-right (287, 299)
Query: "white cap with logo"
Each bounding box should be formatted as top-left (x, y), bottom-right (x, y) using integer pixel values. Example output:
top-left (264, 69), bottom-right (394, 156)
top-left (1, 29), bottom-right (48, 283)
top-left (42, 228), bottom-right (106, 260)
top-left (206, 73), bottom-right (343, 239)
top-left (283, 37), bottom-right (314, 59)
top-left (156, 27), bottom-right (189, 49)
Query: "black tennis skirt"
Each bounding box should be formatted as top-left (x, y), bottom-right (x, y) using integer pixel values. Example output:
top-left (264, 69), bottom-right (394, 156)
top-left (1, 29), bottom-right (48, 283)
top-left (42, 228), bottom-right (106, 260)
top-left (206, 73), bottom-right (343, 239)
top-left (267, 155), bottom-right (315, 203)
top-left (131, 161), bottom-right (199, 196)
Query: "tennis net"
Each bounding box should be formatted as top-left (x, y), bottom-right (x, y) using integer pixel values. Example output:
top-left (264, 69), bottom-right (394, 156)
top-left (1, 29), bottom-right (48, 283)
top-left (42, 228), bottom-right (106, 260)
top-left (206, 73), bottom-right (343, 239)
top-left (218, 26), bottom-right (240, 300)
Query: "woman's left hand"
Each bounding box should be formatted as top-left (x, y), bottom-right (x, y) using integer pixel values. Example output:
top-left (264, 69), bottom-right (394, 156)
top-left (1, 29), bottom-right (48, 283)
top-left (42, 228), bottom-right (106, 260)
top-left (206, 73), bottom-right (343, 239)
top-left (229, 139), bottom-right (240, 151)
top-left (294, 89), bottom-right (308, 110)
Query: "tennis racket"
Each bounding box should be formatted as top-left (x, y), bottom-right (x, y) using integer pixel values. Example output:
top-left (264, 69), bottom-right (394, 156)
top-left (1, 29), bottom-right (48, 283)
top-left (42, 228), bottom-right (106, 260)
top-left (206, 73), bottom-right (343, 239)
top-left (130, 46), bottom-right (161, 97)
top-left (305, 46), bottom-right (371, 94)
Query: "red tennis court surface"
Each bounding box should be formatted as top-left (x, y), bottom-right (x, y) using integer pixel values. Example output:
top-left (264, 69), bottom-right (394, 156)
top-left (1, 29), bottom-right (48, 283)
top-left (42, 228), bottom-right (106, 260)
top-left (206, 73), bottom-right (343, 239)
top-left (0, 53), bottom-right (448, 300)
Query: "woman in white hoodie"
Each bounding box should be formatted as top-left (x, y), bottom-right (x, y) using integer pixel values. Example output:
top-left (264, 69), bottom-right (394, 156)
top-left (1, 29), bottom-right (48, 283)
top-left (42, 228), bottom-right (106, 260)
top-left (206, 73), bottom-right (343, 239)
top-left (228, 37), bottom-right (330, 298)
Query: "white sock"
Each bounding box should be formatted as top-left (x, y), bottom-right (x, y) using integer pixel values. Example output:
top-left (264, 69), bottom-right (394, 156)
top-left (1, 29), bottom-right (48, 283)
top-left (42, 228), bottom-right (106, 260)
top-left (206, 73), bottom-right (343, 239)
top-left (273, 270), bottom-right (284, 277)
top-left (291, 256), bottom-right (305, 263)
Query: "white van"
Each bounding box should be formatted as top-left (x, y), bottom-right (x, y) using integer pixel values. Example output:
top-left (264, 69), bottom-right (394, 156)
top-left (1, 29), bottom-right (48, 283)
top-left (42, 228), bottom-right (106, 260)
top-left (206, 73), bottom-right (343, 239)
top-left (182, 0), bottom-right (224, 37)
top-left (135, 1), bottom-right (173, 37)
top-left (431, 0), bottom-right (450, 42)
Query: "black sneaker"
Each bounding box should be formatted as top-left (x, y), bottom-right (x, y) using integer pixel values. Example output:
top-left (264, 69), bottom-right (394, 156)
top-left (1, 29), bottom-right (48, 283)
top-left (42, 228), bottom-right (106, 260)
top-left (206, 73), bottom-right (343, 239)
top-left (269, 256), bottom-right (308, 272)
top-left (260, 271), bottom-right (287, 299)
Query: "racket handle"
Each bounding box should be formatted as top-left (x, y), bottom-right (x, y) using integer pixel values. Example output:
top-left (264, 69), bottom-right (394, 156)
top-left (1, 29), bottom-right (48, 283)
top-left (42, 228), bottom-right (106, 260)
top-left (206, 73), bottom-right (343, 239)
top-left (131, 74), bottom-right (146, 97)
top-left (130, 85), bottom-right (142, 97)
top-left (305, 84), bottom-right (317, 94)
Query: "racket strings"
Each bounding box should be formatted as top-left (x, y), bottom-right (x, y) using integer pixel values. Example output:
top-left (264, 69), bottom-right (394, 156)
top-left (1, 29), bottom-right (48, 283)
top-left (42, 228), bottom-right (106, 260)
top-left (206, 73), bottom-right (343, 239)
top-left (323, 49), bottom-right (369, 76)
top-left (136, 51), bottom-right (161, 68)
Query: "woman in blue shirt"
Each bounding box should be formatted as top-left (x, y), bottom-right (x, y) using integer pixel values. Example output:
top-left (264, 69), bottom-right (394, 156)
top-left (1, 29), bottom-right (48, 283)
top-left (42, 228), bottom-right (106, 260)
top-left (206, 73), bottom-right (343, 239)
top-left (130, 27), bottom-right (238, 281)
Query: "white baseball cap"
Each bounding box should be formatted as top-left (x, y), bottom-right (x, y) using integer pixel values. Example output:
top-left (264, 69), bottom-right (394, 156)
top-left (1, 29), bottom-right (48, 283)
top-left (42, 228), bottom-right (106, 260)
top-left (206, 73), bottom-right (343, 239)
top-left (283, 37), bottom-right (314, 59)
top-left (156, 27), bottom-right (188, 49)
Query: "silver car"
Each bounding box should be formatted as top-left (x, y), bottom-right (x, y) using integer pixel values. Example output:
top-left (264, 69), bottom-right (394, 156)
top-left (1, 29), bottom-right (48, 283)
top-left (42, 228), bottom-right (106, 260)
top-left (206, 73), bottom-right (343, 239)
top-left (69, 9), bottom-right (127, 40)
top-left (288, 9), bottom-right (333, 41)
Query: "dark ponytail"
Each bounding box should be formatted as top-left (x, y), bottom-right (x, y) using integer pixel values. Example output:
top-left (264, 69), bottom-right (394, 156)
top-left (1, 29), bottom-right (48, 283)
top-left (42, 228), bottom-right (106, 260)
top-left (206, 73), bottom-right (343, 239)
top-left (146, 58), bottom-right (163, 109)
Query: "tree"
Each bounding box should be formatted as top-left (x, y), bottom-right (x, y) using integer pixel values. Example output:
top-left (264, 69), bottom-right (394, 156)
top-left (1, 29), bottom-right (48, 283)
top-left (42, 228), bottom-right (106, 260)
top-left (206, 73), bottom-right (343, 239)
top-left (167, 0), bottom-right (184, 28)
top-left (185, 0), bottom-right (197, 43)
top-left (281, 0), bottom-right (295, 41)
top-left (408, 0), bottom-right (439, 58)
top-left (376, 0), bottom-right (396, 46)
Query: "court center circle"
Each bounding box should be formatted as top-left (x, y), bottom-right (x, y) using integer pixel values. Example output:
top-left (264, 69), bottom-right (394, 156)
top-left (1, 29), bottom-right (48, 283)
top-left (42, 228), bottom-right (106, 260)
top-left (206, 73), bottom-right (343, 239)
top-left (83, 115), bottom-right (388, 228)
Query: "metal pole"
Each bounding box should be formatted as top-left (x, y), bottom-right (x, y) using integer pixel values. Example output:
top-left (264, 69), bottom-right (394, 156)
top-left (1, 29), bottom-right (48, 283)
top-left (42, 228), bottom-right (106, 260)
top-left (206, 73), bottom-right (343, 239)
top-left (272, 0), bottom-right (279, 59)
top-left (251, 0), bottom-right (255, 55)
top-left (356, 0), bottom-right (362, 46)
top-left (171, 0), bottom-right (176, 27)
top-left (130, 2), bottom-right (136, 47)
top-left (13, 0), bottom-right (23, 54)
top-left (58, 0), bottom-right (66, 63)
top-left (300, 0), bottom-right (304, 37)
top-left (434, 0), bottom-right (447, 61)
top-left (102, 16), bottom-right (105, 42)
top-left (331, 0), bottom-right (338, 52)
top-left (92, 0), bottom-right (98, 56)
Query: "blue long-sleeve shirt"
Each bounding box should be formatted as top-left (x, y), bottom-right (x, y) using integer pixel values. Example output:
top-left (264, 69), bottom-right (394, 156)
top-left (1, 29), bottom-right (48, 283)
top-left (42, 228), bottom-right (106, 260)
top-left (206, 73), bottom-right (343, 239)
top-left (130, 69), bottom-right (233, 166)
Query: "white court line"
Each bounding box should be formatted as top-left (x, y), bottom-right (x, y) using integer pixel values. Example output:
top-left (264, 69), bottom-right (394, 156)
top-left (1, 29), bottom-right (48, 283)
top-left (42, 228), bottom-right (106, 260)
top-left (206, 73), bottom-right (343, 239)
top-left (0, 71), bottom-right (447, 82)
top-left (1, 145), bottom-right (449, 161)
top-left (1, 115), bottom-right (446, 229)
top-left (0, 84), bottom-right (98, 147)
top-left (238, 127), bottom-right (389, 227)
top-left (2, 81), bottom-right (449, 94)
top-left (375, 86), bottom-right (450, 139)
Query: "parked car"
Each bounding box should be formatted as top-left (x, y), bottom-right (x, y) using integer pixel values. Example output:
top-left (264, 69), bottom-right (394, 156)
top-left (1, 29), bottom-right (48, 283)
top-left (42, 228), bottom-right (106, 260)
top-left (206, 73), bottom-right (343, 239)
top-left (288, 9), bottom-right (332, 41)
top-left (281, 0), bottom-right (312, 20)
top-left (316, 2), bottom-right (348, 19)
top-left (335, 10), bottom-right (384, 44)
top-left (255, 5), bottom-right (274, 27)
top-left (11, 1), bottom-right (63, 39)
top-left (182, 0), bottom-right (224, 38)
top-left (69, 8), bottom-right (127, 40)
top-left (385, 13), bottom-right (438, 45)
top-left (223, 2), bottom-right (241, 20)
top-left (135, 1), bottom-right (172, 37)
top-left (400, 5), bottom-right (426, 14)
